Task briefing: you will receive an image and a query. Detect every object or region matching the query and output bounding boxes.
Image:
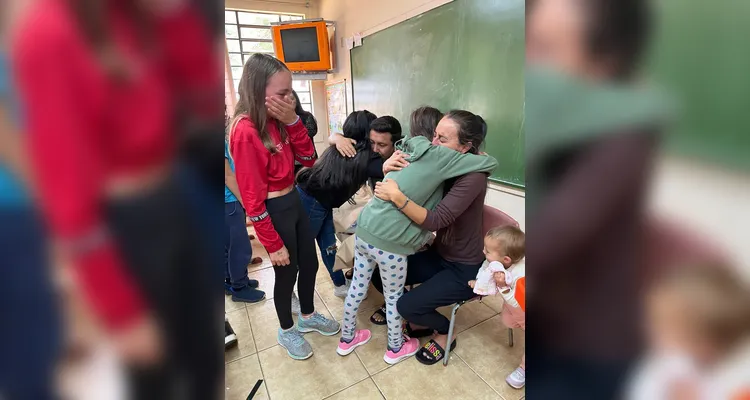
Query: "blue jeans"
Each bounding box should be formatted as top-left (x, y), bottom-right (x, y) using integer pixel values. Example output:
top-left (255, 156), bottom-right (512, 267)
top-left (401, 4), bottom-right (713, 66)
top-left (225, 201), bottom-right (251, 288)
top-left (297, 187), bottom-right (346, 287)
top-left (0, 207), bottom-right (60, 400)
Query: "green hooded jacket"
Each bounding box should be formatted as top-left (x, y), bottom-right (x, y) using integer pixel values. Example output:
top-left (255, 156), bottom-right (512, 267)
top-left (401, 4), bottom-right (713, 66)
top-left (356, 136), bottom-right (498, 255)
top-left (525, 66), bottom-right (674, 212)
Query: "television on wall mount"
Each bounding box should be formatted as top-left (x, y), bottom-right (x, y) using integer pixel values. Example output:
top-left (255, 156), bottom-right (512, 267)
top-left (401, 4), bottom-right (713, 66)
top-left (271, 20), bottom-right (334, 72)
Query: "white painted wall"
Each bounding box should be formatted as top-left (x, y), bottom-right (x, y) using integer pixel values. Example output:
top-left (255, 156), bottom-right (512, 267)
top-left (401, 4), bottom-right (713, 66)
top-left (650, 156), bottom-right (750, 274)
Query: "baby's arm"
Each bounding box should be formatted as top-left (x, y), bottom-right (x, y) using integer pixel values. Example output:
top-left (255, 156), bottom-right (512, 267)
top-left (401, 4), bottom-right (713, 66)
top-left (468, 280), bottom-right (476, 288)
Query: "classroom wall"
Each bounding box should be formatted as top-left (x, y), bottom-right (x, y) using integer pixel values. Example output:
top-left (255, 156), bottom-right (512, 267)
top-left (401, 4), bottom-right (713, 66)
top-left (318, 0), bottom-right (526, 226)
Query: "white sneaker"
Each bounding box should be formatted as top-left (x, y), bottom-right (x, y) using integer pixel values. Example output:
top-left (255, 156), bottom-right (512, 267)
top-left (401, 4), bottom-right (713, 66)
top-left (333, 280), bottom-right (350, 298)
top-left (505, 366), bottom-right (525, 389)
top-left (291, 292), bottom-right (301, 315)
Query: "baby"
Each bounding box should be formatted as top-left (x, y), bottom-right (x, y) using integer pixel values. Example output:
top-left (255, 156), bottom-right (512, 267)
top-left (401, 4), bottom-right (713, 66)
top-left (469, 226), bottom-right (525, 299)
top-left (468, 225), bottom-right (526, 389)
top-left (626, 263), bottom-right (750, 400)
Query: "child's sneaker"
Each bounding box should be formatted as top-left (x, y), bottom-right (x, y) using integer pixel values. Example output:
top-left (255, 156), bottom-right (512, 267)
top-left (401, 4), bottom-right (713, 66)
top-left (277, 327), bottom-right (313, 360)
top-left (229, 286), bottom-right (266, 304)
top-left (336, 329), bottom-right (371, 356)
top-left (297, 312), bottom-right (341, 336)
top-left (383, 336), bottom-right (420, 365)
top-left (505, 366), bottom-right (525, 389)
top-left (225, 319), bottom-right (238, 350)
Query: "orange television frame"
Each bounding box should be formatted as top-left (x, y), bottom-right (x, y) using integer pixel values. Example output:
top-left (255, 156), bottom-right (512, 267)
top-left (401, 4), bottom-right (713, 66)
top-left (271, 21), bottom-right (331, 72)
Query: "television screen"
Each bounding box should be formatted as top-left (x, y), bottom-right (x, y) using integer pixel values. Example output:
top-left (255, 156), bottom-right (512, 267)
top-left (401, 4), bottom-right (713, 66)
top-left (280, 27), bottom-right (321, 63)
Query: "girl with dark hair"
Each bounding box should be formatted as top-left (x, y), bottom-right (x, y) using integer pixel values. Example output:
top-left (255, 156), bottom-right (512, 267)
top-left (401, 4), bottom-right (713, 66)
top-left (370, 110), bottom-right (497, 366)
top-left (336, 110), bottom-right (497, 365)
top-left (291, 90), bottom-right (319, 175)
top-left (13, 0), bottom-right (222, 397)
top-left (295, 110), bottom-right (381, 298)
top-left (229, 53), bottom-right (339, 361)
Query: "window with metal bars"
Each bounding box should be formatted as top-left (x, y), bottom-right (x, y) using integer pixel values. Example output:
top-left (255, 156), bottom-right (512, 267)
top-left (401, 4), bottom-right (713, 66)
top-left (225, 10), bottom-right (313, 113)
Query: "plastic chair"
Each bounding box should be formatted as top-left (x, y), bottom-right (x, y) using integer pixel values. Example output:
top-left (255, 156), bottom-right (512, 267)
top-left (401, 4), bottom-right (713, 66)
top-left (443, 205), bottom-right (520, 366)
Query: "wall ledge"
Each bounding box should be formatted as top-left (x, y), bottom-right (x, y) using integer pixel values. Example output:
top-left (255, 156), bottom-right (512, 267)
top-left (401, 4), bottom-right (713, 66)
top-left (488, 181), bottom-right (525, 198)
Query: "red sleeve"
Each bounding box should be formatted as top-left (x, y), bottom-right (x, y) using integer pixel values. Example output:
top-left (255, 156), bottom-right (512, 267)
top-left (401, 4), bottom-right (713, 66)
top-left (231, 121), bottom-right (284, 253)
top-left (13, 24), bottom-right (145, 331)
top-left (286, 117), bottom-right (316, 167)
top-left (157, 4), bottom-right (221, 118)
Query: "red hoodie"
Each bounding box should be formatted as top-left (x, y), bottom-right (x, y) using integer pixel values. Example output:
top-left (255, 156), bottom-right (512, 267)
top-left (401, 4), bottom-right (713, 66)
top-left (12, 0), bottom-right (219, 330)
top-left (230, 116), bottom-right (316, 253)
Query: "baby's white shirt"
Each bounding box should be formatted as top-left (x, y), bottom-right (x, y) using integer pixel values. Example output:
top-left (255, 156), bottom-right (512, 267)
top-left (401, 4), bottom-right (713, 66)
top-left (472, 260), bottom-right (508, 296)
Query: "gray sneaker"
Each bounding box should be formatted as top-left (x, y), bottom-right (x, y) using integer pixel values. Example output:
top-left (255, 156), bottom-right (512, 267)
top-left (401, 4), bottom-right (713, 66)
top-left (291, 292), bottom-right (301, 315)
top-left (277, 327), bottom-right (313, 360)
top-left (298, 312), bottom-right (341, 336)
top-left (333, 280), bottom-right (350, 298)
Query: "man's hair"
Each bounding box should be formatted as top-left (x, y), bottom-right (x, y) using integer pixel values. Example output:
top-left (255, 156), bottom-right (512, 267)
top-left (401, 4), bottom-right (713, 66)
top-left (370, 116), bottom-right (403, 144)
top-left (486, 225), bottom-right (525, 263)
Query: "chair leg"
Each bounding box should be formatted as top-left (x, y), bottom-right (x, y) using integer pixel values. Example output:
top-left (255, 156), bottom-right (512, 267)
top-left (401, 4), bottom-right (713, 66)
top-left (443, 303), bottom-right (461, 366)
top-left (508, 328), bottom-right (514, 347)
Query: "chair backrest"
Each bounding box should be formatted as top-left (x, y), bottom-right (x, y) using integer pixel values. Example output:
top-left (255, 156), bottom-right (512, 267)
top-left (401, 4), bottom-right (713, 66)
top-left (642, 217), bottom-right (729, 284)
top-left (482, 205), bottom-right (519, 236)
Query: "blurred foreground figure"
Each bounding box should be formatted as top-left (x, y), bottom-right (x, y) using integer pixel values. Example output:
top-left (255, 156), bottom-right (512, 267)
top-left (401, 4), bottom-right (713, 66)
top-left (0, 14), bottom-right (61, 400)
top-left (11, 0), bottom-right (222, 398)
top-left (626, 264), bottom-right (750, 400)
top-left (526, 0), bottom-right (672, 398)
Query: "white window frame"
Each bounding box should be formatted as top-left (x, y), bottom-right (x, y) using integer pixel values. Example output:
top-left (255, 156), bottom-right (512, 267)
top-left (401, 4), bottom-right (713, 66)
top-left (224, 10), bottom-right (314, 114)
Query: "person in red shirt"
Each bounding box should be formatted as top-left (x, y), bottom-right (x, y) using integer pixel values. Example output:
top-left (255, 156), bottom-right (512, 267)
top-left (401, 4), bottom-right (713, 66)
top-left (228, 54), bottom-right (340, 360)
top-left (12, 0), bottom-right (222, 397)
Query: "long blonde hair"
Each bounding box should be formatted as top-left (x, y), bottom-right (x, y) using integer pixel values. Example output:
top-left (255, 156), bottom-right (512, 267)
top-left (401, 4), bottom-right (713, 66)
top-left (229, 53), bottom-right (290, 154)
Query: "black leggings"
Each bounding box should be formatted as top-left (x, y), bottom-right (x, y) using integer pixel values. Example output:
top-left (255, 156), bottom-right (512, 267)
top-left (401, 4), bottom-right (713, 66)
top-left (107, 177), bottom-right (222, 400)
top-left (266, 189), bottom-right (319, 329)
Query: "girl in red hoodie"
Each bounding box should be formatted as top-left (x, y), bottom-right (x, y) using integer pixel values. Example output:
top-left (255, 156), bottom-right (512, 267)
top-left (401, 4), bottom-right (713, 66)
top-left (13, 0), bottom-right (221, 397)
top-left (228, 54), bottom-right (340, 360)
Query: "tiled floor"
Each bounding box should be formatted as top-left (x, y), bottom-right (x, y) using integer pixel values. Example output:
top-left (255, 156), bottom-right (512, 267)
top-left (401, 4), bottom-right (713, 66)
top-left (225, 235), bottom-right (525, 400)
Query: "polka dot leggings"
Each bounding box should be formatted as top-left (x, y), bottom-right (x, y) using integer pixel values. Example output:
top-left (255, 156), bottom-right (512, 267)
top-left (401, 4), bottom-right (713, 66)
top-left (341, 236), bottom-right (408, 351)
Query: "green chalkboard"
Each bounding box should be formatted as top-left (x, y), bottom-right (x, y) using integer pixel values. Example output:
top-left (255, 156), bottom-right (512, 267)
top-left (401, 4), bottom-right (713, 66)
top-left (648, 0), bottom-right (750, 169)
top-left (351, 0), bottom-right (525, 187)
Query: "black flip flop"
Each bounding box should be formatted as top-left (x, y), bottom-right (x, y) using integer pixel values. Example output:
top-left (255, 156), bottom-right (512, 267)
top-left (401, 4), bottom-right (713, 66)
top-left (403, 323), bottom-right (433, 339)
top-left (415, 339), bottom-right (457, 365)
top-left (369, 304), bottom-right (387, 325)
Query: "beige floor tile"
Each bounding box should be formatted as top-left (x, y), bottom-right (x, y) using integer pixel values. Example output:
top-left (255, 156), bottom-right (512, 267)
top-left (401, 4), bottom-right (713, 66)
top-left (318, 279), bottom-right (384, 322)
top-left (247, 266), bottom-right (277, 300)
top-left (454, 315), bottom-right (525, 400)
top-left (225, 308), bottom-right (256, 363)
top-left (436, 300), bottom-right (498, 335)
top-left (371, 354), bottom-right (500, 400)
top-left (325, 378), bottom-right (384, 400)
top-left (258, 331), bottom-right (369, 400)
top-left (247, 292), bottom-right (335, 352)
top-left (316, 258), bottom-right (333, 282)
top-left (225, 294), bottom-right (245, 313)
top-left (225, 354), bottom-right (268, 400)
top-left (481, 294), bottom-right (506, 314)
